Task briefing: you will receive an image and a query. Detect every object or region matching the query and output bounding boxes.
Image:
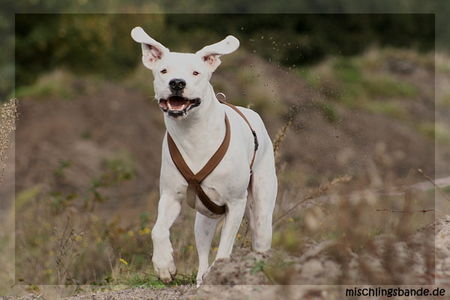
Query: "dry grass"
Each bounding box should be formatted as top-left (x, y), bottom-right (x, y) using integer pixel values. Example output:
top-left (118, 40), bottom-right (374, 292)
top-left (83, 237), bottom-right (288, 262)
top-left (15, 171), bottom-right (157, 285)
top-left (272, 118), bottom-right (292, 166)
top-left (259, 126), bottom-right (436, 285)
top-left (5, 48), bottom-right (444, 297)
top-left (204, 140), bottom-right (437, 286)
top-left (265, 185), bottom-right (435, 285)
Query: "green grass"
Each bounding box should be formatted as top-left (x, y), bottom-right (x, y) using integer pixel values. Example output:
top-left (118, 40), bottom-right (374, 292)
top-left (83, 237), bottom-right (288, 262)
top-left (14, 69), bottom-right (102, 100)
top-left (362, 101), bottom-right (407, 119)
top-left (333, 58), bottom-right (363, 85)
top-left (297, 67), bottom-right (321, 89)
top-left (441, 90), bottom-right (450, 107)
top-left (102, 152), bottom-right (136, 183)
top-left (300, 55), bottom-right (421, 117)
top-left (15, 185), bottom-right (43, 211)
top-left (417, 122), bottom-right (450, 143)
top-left (443, 186), bottom-right (450, 195)
top-left (272, 226), bottom-right (304, 253)
top-left (334, 58), bottom-right (418, 106)
top-left (117, 272), bottom-right (196, 288)
top-left (251, 260), bottom-right (266, 275)
top-left (15, 84), bottom-right (73, 100)
top-left (437, 62), bottom-right (450, 75)
top-left (316, 102), bottom-right (340, 123)
top-left (364, 76), bottom-right (418, 99)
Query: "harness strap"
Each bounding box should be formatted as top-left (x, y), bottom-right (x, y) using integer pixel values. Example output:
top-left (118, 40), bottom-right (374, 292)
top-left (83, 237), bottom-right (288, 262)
top-left (219, 101), bottom-right (258, 170)
top-left (167, 115), bottom-right (230, 215)
top-left (167, 100), bottom-right (259, 216)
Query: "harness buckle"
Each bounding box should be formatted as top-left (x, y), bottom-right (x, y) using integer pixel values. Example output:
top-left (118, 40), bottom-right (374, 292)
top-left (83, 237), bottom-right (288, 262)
top-left (251, 130), bottom-right (259, 151)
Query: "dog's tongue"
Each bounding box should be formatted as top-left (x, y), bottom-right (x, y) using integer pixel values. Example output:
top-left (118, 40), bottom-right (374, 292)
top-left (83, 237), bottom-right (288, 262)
top-left (168, 96), bottom-right (189, 110)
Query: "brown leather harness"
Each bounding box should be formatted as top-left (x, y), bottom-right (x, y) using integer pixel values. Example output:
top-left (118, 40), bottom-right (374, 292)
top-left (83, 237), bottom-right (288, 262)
top-left (167, 100), bottom-right (258, 215)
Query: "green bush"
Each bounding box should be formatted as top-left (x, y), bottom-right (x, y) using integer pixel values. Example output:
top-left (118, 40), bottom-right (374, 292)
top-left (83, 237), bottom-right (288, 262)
top-left (14, 13), bottom-right (435, 93)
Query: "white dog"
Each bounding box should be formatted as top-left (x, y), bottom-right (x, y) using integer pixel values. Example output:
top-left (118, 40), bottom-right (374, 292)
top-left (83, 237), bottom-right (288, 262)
top-left (131, 27), bottom-right (277, 285)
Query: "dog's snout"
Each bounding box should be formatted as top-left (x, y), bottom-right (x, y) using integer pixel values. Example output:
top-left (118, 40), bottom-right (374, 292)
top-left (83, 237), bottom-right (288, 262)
top-left (169, 78), bottom-right (186, 91)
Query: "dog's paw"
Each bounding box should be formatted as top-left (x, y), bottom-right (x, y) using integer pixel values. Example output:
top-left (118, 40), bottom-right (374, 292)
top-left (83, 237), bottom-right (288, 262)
top-left (204, 260), bottom-right (219, 276)
top-left (196, 258), bottom-right (226, 285)
top-left (196, 277), bottom-right (203, 288)
top-left (196, 268), bottom-right (210, 287)
top-left (160, 267), bottom-right (177, 284)
top-left (155, 264), bottom-right (177, 283)
top-left (153, 257), bottom-right (177, 283)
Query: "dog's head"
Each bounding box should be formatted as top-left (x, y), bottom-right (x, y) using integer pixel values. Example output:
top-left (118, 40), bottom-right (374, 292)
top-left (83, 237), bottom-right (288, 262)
top-left (131, 27), bottom-right (239, 119)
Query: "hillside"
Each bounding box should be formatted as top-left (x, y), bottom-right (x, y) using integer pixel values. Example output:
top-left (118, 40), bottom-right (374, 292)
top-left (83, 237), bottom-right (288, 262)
top-left (2, 48), bottom-right (450, 298)
top-left (13, 49), bottom-right (447, 198)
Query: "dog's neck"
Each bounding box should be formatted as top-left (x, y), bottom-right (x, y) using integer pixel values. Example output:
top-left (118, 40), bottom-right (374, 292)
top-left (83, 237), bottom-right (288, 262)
top-left (164, 84), bottom-right (226, 170)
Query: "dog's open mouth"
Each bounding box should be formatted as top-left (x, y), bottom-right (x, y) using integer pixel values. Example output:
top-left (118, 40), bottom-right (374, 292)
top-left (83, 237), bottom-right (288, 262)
top-left (159, 96), bottom-right (201, 117)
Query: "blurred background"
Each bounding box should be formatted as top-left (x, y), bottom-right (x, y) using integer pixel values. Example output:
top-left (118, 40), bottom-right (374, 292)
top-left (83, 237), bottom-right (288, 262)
top-left (1, 6), bottom-right (450, 293)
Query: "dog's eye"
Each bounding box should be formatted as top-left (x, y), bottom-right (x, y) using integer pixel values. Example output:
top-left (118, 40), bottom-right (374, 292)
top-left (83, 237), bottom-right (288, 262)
top-left (193, 71), bottom-right (199, 76)
top-left (161, 69), bottom-right (167, 74)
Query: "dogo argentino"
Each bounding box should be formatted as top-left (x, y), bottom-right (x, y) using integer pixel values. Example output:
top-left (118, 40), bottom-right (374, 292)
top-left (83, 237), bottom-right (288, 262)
top-left (131, 27), bottom-right (277, 285)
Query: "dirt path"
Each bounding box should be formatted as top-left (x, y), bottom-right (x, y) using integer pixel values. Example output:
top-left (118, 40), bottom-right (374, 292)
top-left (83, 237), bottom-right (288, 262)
top-left (65, 285), bottom-right (193, 300)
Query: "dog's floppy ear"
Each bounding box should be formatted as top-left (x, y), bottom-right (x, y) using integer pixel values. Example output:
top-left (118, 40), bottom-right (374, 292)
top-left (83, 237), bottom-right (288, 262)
top-left (131, 27), bottom-right (169, 70)
top-left (196, 35), bottom-right (240, 71)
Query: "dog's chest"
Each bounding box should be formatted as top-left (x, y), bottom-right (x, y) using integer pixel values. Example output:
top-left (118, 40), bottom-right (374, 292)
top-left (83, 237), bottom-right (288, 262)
top-left (163, 113), bottom-right (254, 215)
top-left (181, 147), bottom-right (251, 216)
top-left (186, 185), bottom-right (222, 218)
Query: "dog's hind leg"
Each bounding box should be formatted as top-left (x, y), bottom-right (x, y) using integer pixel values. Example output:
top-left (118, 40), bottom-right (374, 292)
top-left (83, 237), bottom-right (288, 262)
top-left (194, 212), bottom-right (220, 285)
top-left (248, 155), bottom-right (278, 252)
top-left (216, 198), bottom-right (247, 259)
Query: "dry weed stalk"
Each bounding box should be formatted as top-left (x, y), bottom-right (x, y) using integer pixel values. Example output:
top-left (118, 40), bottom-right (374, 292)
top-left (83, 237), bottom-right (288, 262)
top-left (417, 168), bottom-right (450, 202)
top-left (54, 216), bottom-right (76, 285)
top-left (375, 208), bottom-right (434, 213)
top-left (274, 175), bottom-right (352, 227)
top-left (272, 118), bottom-right (292, 164)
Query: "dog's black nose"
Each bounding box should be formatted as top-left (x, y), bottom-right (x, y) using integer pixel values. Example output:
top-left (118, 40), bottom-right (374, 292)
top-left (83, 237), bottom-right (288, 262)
top-left (169, 78), bottom-right (186, 91)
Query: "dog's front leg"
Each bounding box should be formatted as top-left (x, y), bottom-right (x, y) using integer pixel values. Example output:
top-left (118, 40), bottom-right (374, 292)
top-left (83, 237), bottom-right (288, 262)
top-left (151, 194), bottom-right (181, 283)
top-left (215, 199), bottom-right (247, 259)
